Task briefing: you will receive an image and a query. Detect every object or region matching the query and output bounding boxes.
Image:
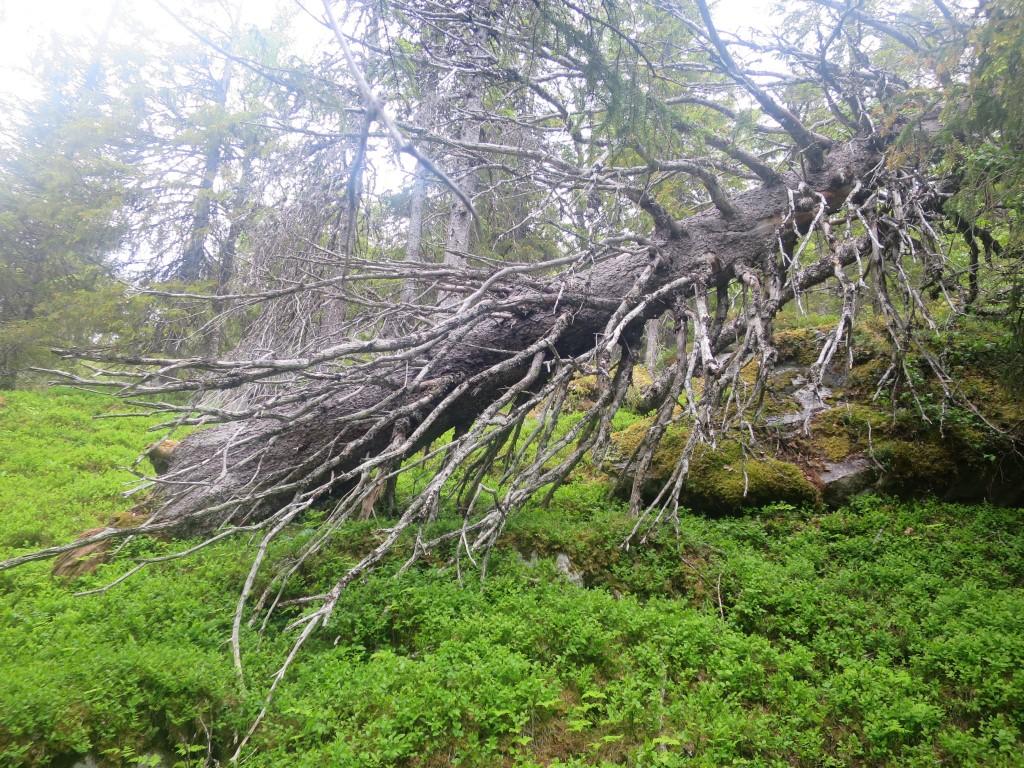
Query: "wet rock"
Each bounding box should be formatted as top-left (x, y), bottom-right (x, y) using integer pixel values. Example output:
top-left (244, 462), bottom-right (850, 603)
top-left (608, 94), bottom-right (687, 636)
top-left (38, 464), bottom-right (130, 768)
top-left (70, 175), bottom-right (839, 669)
top-left (819, 454), bottom-right (876, 506)
top-left (765, 376), bottom-right (832, 429)
top-left (555, 552), bottom-right (584, 586)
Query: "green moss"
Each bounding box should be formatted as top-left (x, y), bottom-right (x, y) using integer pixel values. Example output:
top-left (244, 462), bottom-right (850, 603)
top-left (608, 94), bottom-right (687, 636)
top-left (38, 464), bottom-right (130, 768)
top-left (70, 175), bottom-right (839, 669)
top-left (874, 439), bottom-right (957, 494)
top-left (565, 373), bottom-right (599, 409)
top-left (567, 368), bottom-right (659, 414)
top-left (611, 419), bottom-right (819, 513)
top-left (844, 357), bottom-right (887, 394)
top-left (957, 372), bottom-right (1024, 426)
top-left (814, 403), bottom-right (895, 443)
top-left (623, 366), bottom-right (654, 412)
top-left (685, 441), bottom-right (819, 513)
top-left (774, 327), bottom-right (826, 366)
top-left (768, 367), bottom-right (801, 391)
top-left (610, 417), bottom-right (689, 480)
top-left (813, 433), bottom-right (853, 462)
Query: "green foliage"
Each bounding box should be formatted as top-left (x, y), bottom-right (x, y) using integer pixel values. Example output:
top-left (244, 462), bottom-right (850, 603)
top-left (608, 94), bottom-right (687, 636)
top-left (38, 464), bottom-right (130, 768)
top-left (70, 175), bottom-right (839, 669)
top-left (940, 1), bottom-right (1024, 365)
top-left (0, 37), bottom-right (154, 386)
top-left (0, 14), bottom-right (292, 385)
top-left (1, 391), bottom-right (1021, 766)
top-left (0, 390), bottom-right (165, 551)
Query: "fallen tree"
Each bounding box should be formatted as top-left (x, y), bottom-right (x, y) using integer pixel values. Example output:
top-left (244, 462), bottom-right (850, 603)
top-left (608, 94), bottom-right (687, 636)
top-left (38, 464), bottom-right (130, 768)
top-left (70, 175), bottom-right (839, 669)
top-left (4, 0), bottom-right (1010, 754)
top-left (132, 134), bottom-right (885, 525)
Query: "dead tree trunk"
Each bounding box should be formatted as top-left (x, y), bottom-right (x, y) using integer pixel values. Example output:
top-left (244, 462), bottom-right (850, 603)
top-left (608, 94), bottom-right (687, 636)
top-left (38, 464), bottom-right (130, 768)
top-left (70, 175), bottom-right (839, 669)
top-left (400, 29), bottom-right (441, 308)
top-left (644, 317), bottom-right (660, 375)
top-left (150, 136), bottom-right (878, 530)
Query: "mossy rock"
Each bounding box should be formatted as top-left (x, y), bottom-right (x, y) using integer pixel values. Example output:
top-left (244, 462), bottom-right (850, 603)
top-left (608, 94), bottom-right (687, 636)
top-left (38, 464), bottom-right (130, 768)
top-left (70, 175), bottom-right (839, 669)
top-left (569, 367), bottom-right (655, 411)
top-left (955, 372), bottom-right (1024, 431)
top-left (812, 403), bottom-right (894, 444)
top-left (849, 316), bottom-right (893, 362)
top-left (624, 366), bottom-right (655, 411)
top-left (631, 366), bottom-right (654, 391)
top-left (686, 441), bottom-right (819, 513)
top-left (813, 432), bottom-right (853, 462)
top-left (566, 374), bottom-right (600, 409)
top-left (809, 400), bottom-right (1022, 504)
top-left (767, 366), bottom-right (802, 393)
top-left (774, 327), bottom-right (827, 366)
top-left (843, 357), bottom-right (887, 394)
top-left (873, 439), bottom-right (958, 495)
top-left (610, 417), bottom-right (689, 480)
top-left (812, 405), bottom-right (958, 495)
top-left (609, 419), bottom-right (819, 514)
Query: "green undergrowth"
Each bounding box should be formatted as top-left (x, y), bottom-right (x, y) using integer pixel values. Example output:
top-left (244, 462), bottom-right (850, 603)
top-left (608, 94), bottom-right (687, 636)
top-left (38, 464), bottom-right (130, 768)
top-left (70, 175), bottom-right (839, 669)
top-left (0, 389), bottom-right (166, 552)
top-left (1, 390), bottom-right (1023, 767)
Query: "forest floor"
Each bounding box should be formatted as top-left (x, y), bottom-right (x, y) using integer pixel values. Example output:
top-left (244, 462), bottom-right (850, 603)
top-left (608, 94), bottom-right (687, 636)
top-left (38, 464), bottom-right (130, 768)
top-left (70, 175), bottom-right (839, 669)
top-left (0, 389), bottom-right (1022, 767)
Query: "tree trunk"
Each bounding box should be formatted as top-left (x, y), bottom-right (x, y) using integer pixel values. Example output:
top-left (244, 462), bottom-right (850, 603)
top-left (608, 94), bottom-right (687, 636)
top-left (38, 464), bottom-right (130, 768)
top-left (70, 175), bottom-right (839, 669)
top-left (179, 57), bottom-right (233, 282)
top-left (153, 137), bottom-right (879, 529)
top-left (442, 85), bottom-right (483, 274)
top-left (401, 164), bottom-right (432, 306)
top-left (179, 141), bottom-right (222, 282)
top-left (400, 31), bottom-right (441, 308)
top-left (439, 22), bottom-right (488, 305)
top-left (209, 152), bottom-right (252, 357)
top-left (644, 317), bottom-right (660, 375)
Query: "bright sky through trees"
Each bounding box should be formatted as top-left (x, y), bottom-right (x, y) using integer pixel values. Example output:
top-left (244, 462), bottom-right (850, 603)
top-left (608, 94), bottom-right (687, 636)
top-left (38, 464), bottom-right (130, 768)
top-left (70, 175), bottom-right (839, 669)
top-left (0, 0), bottom-right (779, 102)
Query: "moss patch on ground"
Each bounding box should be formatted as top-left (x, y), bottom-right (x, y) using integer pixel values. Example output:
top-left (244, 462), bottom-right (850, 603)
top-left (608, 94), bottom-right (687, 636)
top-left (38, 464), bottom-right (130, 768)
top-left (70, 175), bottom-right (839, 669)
top-left (773, 326), bottom-right (828, 366)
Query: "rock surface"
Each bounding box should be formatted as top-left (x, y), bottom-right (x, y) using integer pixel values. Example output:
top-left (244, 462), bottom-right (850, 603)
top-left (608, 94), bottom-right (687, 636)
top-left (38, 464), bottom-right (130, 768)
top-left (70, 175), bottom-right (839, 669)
top-left (555, 552), bottom-right (584, 586)
top-left (819, 455), bottom-right (877, 506)
top-left (606, 325), bottom-right (1024, 512)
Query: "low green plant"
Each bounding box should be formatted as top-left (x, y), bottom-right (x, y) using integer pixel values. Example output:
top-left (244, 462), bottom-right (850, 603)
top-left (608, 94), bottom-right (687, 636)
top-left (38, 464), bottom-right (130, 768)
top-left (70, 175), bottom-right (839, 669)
top-left (0, 391), bottom-right (1022, 766)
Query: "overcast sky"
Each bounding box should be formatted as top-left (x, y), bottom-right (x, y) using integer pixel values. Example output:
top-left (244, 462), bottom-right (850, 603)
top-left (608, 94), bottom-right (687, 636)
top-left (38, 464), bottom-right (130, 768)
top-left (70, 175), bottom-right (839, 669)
top-left (0, 0), bottom-right (780, 102)
top-left (0, 0), bottom-right (321, 99)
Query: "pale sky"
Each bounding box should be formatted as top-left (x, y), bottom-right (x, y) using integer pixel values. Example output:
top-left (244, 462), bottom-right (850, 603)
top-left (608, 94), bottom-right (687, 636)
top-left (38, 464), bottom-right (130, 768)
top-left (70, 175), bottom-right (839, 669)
top-left (0, 0), bottom-right (779, 102)
top-left (0, 0), bottom-right (326, 100)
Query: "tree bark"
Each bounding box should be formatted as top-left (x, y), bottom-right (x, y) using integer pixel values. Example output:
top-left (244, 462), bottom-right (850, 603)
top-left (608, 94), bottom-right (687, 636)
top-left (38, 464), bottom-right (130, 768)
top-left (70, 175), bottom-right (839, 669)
top-left (439, 22), bottom-right (489, 306)
top-left (644, 317), bottom-right (660, 375)
top-left (398, 27), bottom-right (443, 308)
top-left (179, 60), bottom-right (232, 282)
top-left (442, 84), bottom-right (483, 275)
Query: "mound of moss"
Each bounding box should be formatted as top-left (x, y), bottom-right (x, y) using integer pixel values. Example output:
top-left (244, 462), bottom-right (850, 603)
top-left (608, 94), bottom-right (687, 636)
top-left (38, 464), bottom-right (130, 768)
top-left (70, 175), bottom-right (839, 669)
top-left (610, 419), bottom-right (819, 513)
top-left (773, 326), bottom-right (828, 366)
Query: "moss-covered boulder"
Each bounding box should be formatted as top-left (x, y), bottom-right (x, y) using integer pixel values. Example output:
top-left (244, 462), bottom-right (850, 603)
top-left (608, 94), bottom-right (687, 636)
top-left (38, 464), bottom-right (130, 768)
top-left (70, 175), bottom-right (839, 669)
top-left (806, 396), bottom-right (1023, 505)
top-left (607, 313), bottom-right (1024, 509)
top-left (686, 440), bottom-right (820, 513)
top-left (773, 326), bottom-right (828, 366)
top-left (872, 439), bottom-right (958, 494)
top-left (609, 419), bottom-right (819, 514)
top-left (567, 367), bottom-right (656, 412)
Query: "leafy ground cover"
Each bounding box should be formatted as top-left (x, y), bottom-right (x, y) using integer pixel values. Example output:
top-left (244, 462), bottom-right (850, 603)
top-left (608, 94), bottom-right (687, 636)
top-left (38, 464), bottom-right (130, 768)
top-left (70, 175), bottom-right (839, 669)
top-left (0, 389), bottom-right (1022, 766)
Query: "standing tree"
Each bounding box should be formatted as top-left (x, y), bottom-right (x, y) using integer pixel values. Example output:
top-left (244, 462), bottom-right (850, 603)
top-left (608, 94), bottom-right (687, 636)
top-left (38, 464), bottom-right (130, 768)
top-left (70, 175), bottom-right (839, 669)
top-left (0, 32), bottom-right (146, 386)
